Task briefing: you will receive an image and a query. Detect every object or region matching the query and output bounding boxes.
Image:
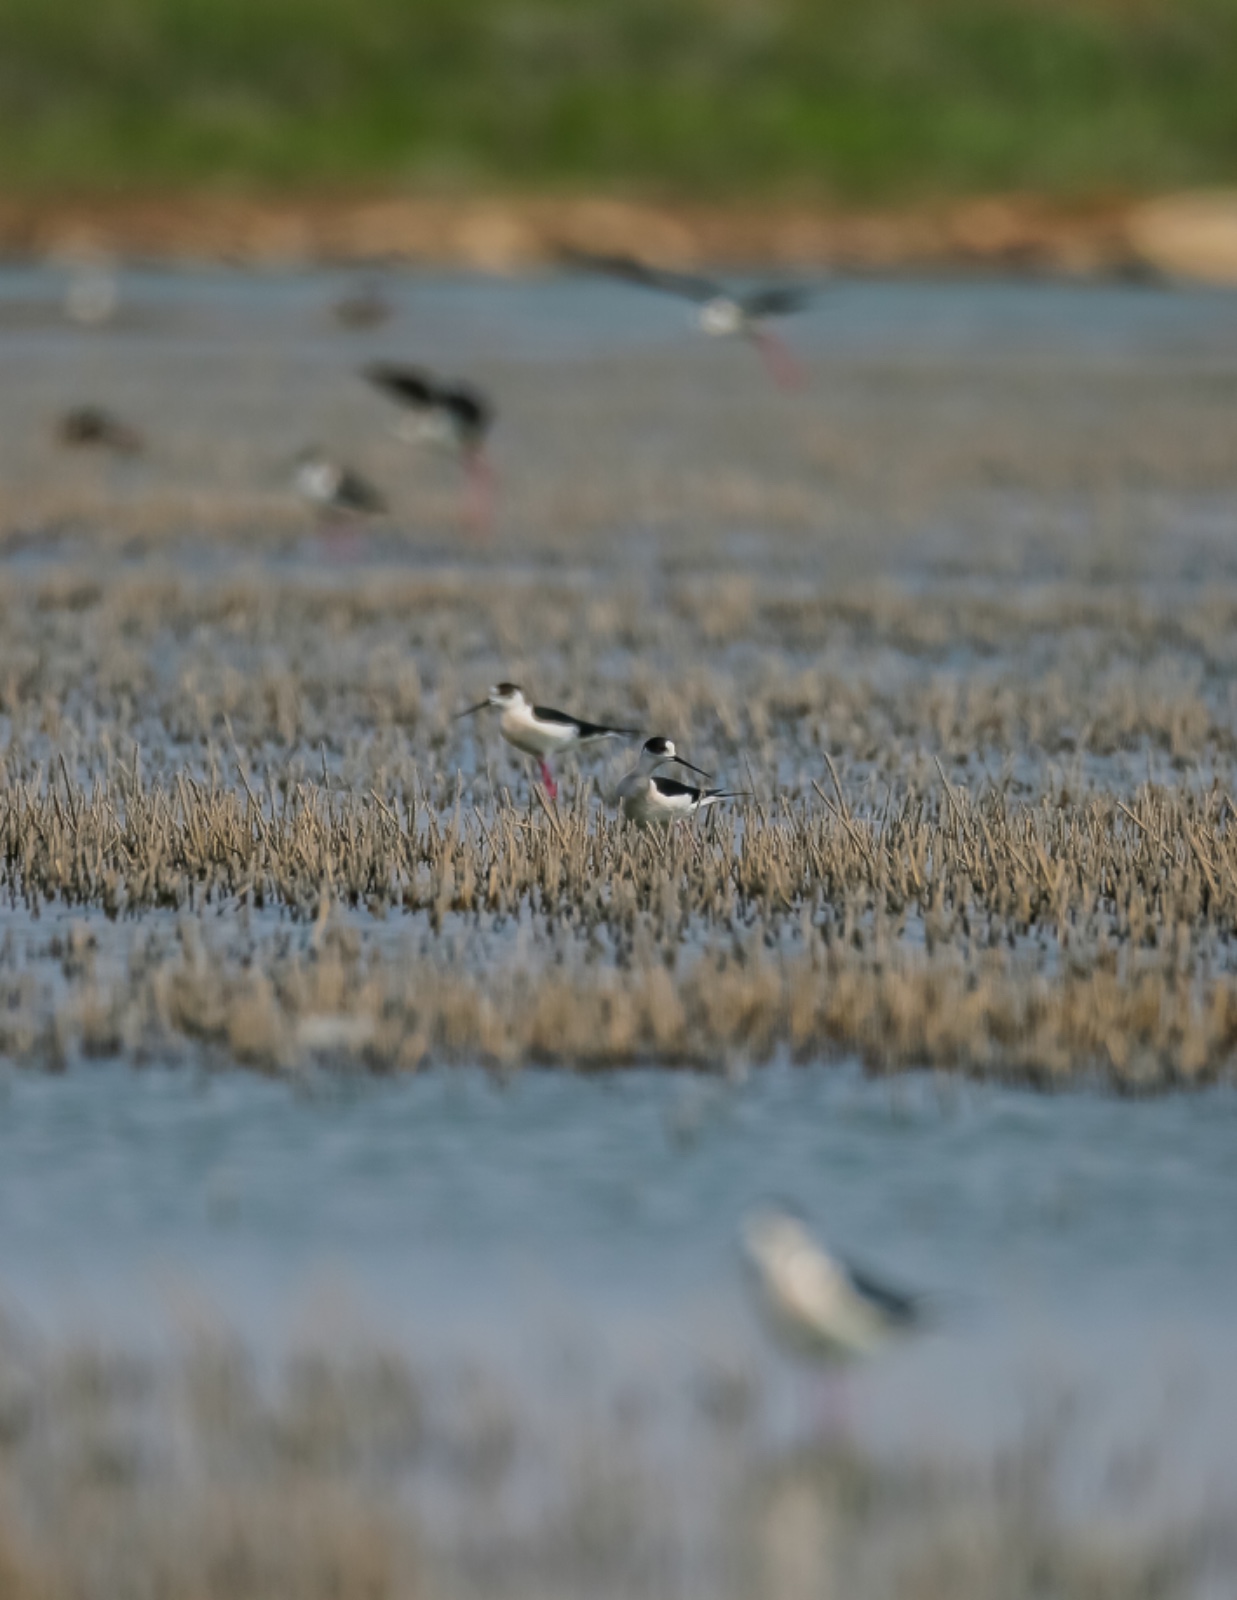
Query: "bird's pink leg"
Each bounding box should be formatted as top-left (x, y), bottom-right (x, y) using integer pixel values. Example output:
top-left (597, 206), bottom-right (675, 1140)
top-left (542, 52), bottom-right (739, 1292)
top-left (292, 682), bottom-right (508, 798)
top-left (751, 325), bottom-right (807, 391)
top-left (321, 517), bottom-right (366, 563)
top-left (463, 449), bottom-right (497, 540)
top-left (537, 759), bottom-right (558, 800)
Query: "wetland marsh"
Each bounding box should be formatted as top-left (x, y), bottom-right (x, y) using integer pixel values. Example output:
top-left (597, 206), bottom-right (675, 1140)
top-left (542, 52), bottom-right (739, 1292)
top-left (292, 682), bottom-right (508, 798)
top-left (2, 265), bottom-right (1236, 1593)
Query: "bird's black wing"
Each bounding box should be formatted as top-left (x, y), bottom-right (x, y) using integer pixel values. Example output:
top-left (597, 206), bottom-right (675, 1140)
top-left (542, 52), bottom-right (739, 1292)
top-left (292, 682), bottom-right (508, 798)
top-left (336, 469), bottom-right (387, 514)
top-left (843, 1260), bottom-right (924, 1328)
top-left (574, 718), bottom-right (640, 739)
top-left (363, 362), bottom-right (440, 409)
top-left (439, 382), bottom-right (495, 437)
top-left (738, 284), bottom-right (815, 318)
top-left (559, 246), bottom-right (722, 304)
top-left (650, 774), bottom-right (707, 801)
top-left (534, 706), bottom-right (637, 738)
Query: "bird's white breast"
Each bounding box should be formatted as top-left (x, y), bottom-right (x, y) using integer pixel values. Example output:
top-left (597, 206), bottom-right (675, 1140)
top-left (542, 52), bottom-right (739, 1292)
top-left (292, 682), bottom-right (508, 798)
top-left (295, 460), bottom-right (339, 503)
top-left (500, 702), bottom-right (573, 757)
top-left (699, 297), bottom-right (744, 337)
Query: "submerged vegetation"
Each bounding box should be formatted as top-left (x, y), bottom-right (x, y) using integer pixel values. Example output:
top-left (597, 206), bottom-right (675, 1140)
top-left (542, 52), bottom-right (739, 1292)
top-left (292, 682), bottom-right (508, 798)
top-left (3, 278), bottom-right (1237, 1085)
top-left (1, 566), bottom-right (1237, 1085)
top-left (0, 1322), bottom-right (1225, 1600)
top-left (0, 0), bottom-right (1236, 195)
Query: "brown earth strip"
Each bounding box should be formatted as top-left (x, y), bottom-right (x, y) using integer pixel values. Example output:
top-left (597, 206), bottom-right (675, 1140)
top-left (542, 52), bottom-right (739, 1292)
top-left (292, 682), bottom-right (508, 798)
top-left (0, 189), bottom-right (1214, 279)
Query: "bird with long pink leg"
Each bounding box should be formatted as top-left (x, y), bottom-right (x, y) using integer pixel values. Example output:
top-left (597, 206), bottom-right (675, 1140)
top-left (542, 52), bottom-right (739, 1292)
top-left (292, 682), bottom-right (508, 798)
top-left (561, 247), bottom-right (815, 390)
top-left (456, 683), bottom-right (638, 801)
top-left (292, 445), bottom-right (388, 558)
top-left (742, 1202), bottom-right (928, 1438)
top-left (364, 362), bottom-right (497, 537)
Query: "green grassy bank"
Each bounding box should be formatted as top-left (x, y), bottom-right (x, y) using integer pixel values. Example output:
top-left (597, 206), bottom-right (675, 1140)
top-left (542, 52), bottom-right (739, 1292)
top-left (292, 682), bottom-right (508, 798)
top-left (1, 0), bottom-right (1235, 197)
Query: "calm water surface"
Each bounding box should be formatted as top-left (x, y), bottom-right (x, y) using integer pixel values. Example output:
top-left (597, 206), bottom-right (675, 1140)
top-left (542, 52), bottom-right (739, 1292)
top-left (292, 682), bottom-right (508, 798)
top-left (1, 1061), bottom-right (1234, 1503)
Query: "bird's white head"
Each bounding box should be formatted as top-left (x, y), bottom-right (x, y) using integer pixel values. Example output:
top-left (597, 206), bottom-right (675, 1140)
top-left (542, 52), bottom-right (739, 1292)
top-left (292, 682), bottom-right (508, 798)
top-left (699, 296), bottom-right (743, 337)
top-left (455, 682), bottom-right (526, 722)
top-left (741, 1203), bottom-right (815, 1273)
top-left (292, 448), bottom-right (337, 501)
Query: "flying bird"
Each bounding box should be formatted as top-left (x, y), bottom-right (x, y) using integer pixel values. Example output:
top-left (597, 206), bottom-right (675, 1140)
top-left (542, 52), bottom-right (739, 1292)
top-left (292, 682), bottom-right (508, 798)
top-left (456, 682), bottom-right (637, 800)
top-left (364, 362), bottom-right (496, 536)
top-left (561, 246), bottom-right (813, 389)
top-left (55, 405), bottom-right (143, 456)
top-left (616, 736), bottom-right (743, 827)
top-left (741, 1204), bottom-right (925, 1366)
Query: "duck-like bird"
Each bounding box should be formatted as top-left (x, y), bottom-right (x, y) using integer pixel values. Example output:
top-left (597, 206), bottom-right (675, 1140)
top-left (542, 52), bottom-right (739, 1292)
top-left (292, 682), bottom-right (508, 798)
top-left (364, 362), bottom-right (496, 536)
top-left (741, 1204), bottom-right (924, 1365)
top-left (56, 404), bottom-right (143, 456)
top-left (561, 247), bottom-right (813, 389)
top-left (616, 736), bottom-right (741, 826)
top-left (456, 683), bottom-right (637, 800)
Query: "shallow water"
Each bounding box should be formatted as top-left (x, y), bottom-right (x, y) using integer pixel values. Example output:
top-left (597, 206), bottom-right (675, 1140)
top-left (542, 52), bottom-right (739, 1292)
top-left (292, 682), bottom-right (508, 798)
top-left (2, 1059), bottom-right (1235, 1510)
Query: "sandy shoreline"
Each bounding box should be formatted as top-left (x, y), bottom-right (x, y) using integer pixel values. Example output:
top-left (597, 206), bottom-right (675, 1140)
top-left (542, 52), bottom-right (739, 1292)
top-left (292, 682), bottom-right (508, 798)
top-left (5, 188), bottom-right (1236, 281)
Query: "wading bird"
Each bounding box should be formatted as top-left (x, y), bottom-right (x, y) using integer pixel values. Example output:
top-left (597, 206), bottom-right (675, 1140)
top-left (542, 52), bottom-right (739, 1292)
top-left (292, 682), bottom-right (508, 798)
top-left (331, 278), bottom-right (393, 330)
top-left (616, 736), bottom-right (742, 827)
top-left (456, 683), bottom-right (637, 800)
top-left (292, 446), bottom-right (387, 551)
top-left (741, 1203), bottom-right (924, 1366)
top-left (364, 362), bottom-right (496, 536)
top-left (561, 247), bottom-right (813, 389)
top-left (55, 404), bottom-right (143, 456)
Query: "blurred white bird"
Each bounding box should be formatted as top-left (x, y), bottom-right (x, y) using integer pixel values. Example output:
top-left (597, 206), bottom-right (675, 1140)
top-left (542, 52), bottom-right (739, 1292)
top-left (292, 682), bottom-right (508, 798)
top-left (741, 1203), bottom-right (924, 1364)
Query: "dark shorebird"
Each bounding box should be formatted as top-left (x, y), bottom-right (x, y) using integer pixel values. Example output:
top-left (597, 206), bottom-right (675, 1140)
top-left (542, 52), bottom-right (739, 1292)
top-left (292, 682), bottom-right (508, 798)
top-left (561, 246), bottom-right (813, 389)
top-left (615, 736), bottom-right (742, 826)
top-left (330, 279), bottom-right (394, 330)
top-left (364, 362), bottom-right (496, 536)
top-left (456, 682), bottom-right (637, 800)
top-left (55, 405), bottom-right (143, 456)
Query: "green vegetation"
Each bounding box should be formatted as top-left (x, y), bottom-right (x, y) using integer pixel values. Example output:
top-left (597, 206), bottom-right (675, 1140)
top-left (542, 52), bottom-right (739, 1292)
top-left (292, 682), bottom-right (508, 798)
top-left (1, 0), bottom-right (1236, 195)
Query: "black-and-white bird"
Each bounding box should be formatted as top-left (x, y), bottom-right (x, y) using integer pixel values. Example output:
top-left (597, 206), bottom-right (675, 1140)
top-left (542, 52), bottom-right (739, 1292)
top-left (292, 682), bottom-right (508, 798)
top-left (55, 404), bottom-right (143, 456)
top-left (364, 363), bottom-right (496, 535)
top-left (561, 247), bottom-right (813, 389)
top-left (292, 446), bottom-right (387, 519)
top-left (456, 682), bottom-right (637, 799)
top-left (615, 736), bottom-right (742, 826)
top-left (741, 1204), bottom-right (925, 1365)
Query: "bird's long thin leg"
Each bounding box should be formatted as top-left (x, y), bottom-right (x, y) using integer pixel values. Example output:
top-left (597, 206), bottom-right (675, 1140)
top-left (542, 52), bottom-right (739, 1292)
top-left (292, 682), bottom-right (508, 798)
top-left (321, 515), bottom-right (366, 563)
top-left (463, 449), bottom-right (496, 540)
top-left (537, 759), bottom-right (558, 800)
top-left (750, 325), bottom-right (806, 391)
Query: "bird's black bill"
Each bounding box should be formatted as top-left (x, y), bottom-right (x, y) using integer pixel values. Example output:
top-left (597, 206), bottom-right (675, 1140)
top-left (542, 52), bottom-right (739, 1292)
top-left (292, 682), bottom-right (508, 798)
top-left (673, 756), bottom-right (714, 780)
top-left (454, 701), bottom-right (490, 720)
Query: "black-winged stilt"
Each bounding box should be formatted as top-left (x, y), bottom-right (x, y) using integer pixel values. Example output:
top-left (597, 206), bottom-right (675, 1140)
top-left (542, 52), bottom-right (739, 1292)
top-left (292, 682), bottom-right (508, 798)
top-left (364, 362), bottom-right (496, 536)
top-left (456, 683), bottom-right (637, 800)
top-left (561, 247), bottom-right (814, 389)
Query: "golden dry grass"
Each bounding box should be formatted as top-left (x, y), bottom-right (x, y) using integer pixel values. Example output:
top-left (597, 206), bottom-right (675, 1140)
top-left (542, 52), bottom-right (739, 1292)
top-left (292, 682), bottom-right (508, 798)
top-left (0, 563), bottom-right (1233, 1083)
top-left (1, 293), bottom-right (1236, 1083)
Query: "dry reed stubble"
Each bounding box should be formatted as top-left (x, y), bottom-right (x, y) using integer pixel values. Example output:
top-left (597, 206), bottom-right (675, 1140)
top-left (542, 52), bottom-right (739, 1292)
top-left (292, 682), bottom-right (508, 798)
top-left (0, 1327), bottom-right (1223, 1600)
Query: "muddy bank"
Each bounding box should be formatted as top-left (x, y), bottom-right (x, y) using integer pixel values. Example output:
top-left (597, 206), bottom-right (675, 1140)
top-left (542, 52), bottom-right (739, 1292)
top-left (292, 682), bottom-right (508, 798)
top-left (0, 189), bottom-right (1214, 279)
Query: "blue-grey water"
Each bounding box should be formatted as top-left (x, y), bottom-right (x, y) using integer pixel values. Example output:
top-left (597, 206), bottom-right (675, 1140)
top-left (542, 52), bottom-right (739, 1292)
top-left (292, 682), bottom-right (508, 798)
top-left (2, 1060), bottom-right (1235, 1507)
